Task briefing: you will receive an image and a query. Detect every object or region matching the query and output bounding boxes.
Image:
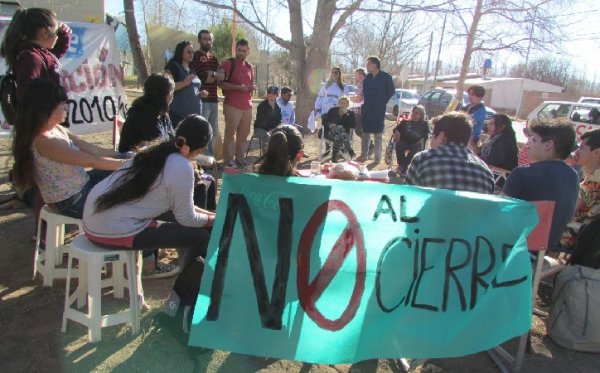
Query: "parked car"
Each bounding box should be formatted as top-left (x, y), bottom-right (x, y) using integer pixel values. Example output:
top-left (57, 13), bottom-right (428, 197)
top-left (386, 89), bottom-right (420, 116)
top-left (578, 97), bottom-right (600, 105)
top-left (418, 88), bottom-right (496, 119)
top-left (526, 101), bottom-right (600, 138)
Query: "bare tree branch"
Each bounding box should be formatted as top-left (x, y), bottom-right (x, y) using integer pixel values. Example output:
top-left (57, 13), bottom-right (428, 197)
top-left (331, 0), bottom-right (364, 40)
top-left (192, 0), bottom-right (293, 50)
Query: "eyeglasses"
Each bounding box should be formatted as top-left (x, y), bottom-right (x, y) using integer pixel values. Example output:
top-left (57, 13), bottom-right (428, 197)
top-left (331, 71), bottom-right (340, 75)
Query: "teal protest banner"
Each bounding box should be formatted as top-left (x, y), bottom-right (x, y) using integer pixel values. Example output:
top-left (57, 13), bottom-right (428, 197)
top-left (189, 173), bottom-right (537, 363)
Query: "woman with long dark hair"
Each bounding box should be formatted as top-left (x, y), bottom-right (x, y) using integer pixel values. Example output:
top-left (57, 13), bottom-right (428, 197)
top-left (479, 113), bottom-right (518, 171)
top-left (118, 72), bottom-right (176, 153)
top-left (1, 7), bottom-right (71, 105)
top-left (11, 79), bottom-right (123, 218)
top-left (314, 66), bottom-right (349, 119)
top-left (83, 115), bottom-right (215, 272)
top-left (254, 125), bottom-right (304, 177)
top-left (165, 41), bottom-right (207, 128)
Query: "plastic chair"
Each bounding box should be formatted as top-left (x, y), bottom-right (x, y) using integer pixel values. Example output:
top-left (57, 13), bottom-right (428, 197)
top-left (33, 205), bottom-right (83, 287)
top-left (488, 200), bottom-right (555, 372)
top-left (62, 234), bottom-right (143, 342)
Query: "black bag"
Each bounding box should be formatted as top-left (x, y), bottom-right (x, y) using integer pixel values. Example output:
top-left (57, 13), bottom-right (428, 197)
top-left (0, 72), bottom-right (18, 125)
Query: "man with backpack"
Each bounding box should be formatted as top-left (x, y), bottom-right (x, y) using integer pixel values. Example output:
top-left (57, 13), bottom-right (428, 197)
top-left (218, 39), bottom-right (255, 169)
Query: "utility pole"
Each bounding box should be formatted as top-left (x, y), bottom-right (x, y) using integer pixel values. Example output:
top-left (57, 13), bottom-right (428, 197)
top-left (424, 32), bottom-right (433, 93)
top-left (432, 12), bottom-right (447, 89)
top-left (231, 0), bottom-right (237, 56)
top-left (516, 9), bottom-right (535, 118)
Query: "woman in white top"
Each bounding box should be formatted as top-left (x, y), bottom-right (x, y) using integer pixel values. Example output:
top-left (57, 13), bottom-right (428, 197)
top-left (314, 67), bottom-right (349, 149)
top-left (314, 67), bottom-right (349, 117)
top-left (11, 78), bottom-right (124, 219)
top-left (83, 115), bottom-right (215, 268)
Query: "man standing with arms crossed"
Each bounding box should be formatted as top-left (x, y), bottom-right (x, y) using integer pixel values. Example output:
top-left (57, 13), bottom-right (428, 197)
top-left (358, 56), bottom-right (395, 163)
top-left (191, 29), bottom-right (225, 157)
top-left (218, 39), bottom-right (256, 168)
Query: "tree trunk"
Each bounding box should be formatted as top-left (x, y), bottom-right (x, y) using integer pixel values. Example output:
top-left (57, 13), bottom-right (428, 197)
top-left (455, 0), bottom-right (483, 101)
top-left (124, 0), bottom-right (149, 84)
top-left (292, 0), bottom-right (336, 130)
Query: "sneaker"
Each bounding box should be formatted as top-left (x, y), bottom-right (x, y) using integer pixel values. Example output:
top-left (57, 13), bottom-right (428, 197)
top-left (356, 155), bottom-right (367, 162)
top-left (143, 262), bottom-right (180, 280)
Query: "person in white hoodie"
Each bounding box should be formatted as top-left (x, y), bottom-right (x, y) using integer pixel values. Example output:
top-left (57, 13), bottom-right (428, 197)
top-left (314, 67), bottom-right (349, 152)
top-left (276, 86), bottom-right (295, 125)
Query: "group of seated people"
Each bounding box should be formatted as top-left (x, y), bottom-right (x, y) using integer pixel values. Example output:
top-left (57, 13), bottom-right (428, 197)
top-left (10, 75), bottom-right (307, 312)
top-left (11, 73), bottom-right (600, 324)
top-left (399, 105), bottom-right (599, 263)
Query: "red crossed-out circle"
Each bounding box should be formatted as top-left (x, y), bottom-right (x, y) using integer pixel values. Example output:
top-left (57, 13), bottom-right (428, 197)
top-left (297, 200), bottom-right (366, 331)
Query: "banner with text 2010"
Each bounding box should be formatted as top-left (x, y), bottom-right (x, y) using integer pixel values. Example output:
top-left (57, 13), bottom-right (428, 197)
top-left (189, 173), bottom-right (537, 364)
top-left (0, 19), bottom-right (126, 134)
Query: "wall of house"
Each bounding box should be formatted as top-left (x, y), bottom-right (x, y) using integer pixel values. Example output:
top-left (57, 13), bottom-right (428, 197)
top-left (20, 0), bottom-right (104, 23)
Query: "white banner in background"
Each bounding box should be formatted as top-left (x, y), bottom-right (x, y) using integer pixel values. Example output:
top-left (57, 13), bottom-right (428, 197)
top-left (0, 19), bottom-right (127, 135)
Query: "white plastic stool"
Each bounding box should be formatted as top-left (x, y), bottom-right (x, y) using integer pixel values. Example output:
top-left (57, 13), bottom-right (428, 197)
top-left (34, 205), bottom-right (83, 286)
top-left (62, 234), bottom-right (143, 342)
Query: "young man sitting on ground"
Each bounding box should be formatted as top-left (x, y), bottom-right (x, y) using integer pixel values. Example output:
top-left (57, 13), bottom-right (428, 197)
top-left (503, 121), bottom-right (580, 252)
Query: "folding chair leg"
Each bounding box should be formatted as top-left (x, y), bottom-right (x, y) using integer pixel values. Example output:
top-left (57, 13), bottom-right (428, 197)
top-left (245, 136), bottom-right (263, 158)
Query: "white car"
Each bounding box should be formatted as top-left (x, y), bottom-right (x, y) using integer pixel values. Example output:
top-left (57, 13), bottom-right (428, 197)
top-left (578, 97), bottom-right (600, 105)
top-left (526, 101), bottom-right (600, 138)
top-left (386, 89), bottom-right (420, 117)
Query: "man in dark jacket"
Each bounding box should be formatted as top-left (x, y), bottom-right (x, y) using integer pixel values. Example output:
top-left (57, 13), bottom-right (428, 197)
top-left (253, 85), bottom-right (282, 153)
top-left (358, 56), bottom-right (395, 163)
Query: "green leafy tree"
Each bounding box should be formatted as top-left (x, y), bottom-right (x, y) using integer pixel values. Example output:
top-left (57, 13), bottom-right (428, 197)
top-left (210, 18), bottom-right (248, 62)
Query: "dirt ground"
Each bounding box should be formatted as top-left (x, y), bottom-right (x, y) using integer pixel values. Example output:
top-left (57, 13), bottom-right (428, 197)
top-left (0, 110), bottom-right (598, 373)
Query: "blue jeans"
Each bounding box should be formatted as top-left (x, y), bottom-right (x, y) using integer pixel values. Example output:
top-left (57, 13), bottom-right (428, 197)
top-left (202, 102), bottom-right (219, 156)
top-left (51, 169), bottom-right (112, 219)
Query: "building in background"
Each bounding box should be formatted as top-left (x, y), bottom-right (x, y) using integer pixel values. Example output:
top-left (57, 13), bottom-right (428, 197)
top-left (11, 0), bottom-right (105, 23)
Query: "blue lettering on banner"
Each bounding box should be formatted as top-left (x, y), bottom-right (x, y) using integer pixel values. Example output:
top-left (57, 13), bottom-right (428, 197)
top-left (66, 27), bottom-right (86, 58)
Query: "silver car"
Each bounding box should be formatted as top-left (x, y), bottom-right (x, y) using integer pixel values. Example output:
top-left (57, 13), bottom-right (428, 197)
top-left (386, 89), bottom-right (420, 116)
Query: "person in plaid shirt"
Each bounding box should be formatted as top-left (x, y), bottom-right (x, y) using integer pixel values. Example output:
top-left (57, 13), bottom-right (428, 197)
top-left (405, 112), bottom-right (494, 194)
